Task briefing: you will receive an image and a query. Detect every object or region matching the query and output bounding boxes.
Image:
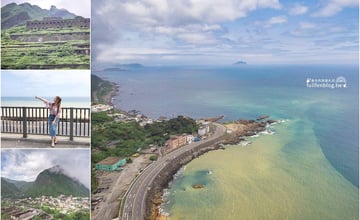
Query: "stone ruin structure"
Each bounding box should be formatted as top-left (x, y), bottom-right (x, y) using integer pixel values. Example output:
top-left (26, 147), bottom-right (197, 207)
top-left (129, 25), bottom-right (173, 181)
top-left (26, 16), bottom-right (90, 30)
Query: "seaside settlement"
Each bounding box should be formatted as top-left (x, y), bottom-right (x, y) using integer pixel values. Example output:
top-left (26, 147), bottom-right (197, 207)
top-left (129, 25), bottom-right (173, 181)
top-left (91, 75), bottom-right (277, 220)
top-left (1, 196), bottom-right (89, 220)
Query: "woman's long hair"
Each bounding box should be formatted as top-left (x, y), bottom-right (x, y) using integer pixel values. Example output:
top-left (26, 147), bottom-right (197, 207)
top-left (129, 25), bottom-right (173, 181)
top-left (54, 96), bottom-right (62, 109)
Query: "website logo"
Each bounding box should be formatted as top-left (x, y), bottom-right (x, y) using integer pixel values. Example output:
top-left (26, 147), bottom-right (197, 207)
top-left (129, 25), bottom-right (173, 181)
top-left (306, 76), bottom-right (347, 89)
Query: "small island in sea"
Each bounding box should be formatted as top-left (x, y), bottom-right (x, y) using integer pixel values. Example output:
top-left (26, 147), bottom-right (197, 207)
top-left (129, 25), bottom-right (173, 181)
top-left (233, 60), bottom-right (247, 65)
top-left (103, 63), bottom-right (144, 72)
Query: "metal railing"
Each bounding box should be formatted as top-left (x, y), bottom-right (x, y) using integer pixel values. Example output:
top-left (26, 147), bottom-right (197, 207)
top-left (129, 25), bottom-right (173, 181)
top-left (1, 106), bottom-right (90, 140)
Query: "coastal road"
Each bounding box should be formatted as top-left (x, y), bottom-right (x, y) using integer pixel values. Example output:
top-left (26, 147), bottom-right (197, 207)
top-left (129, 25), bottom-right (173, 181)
top-left (121, 123), bottom-right (226, 220)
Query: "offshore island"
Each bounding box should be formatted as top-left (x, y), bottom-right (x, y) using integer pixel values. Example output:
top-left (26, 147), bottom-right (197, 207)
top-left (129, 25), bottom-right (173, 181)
top-left (91, 75), bottom-right (278, 220)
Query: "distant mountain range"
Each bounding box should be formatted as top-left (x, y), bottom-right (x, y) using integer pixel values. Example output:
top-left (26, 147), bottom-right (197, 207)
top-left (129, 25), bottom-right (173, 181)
top-left (1, 165), bottom-right (89, 198)
top-left (103, 63), bottom-right (144, 71)
top-left (1, 2), bottom-right (78, 30)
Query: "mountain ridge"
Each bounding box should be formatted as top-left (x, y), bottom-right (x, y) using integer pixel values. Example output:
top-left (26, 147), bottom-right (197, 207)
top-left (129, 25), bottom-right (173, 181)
top-left (1, 2), bottom-right (77, 30)
top-left (1, 165), bottom-right (89, 198)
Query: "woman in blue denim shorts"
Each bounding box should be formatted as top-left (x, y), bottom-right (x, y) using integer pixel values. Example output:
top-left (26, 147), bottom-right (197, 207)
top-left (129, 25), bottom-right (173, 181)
top-left (35, 96), bottom-right (62, 147)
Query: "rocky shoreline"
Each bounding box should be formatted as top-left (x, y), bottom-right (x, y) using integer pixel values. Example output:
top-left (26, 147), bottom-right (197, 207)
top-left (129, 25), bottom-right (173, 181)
top-left (92, 74), bottom-right (119, 106)
top-left (146, 138), bottom-right (225, 220)
top-left (147, 116), bottom-right (277, 220)
top-left (104, 82), bottom-right (119, 106)
top-left (222, 117), bottom-right (277, 145)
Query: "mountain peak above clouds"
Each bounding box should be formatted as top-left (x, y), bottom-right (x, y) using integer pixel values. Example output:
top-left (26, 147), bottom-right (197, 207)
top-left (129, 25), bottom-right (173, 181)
top-left (48, 165), bottom-right (66, 174)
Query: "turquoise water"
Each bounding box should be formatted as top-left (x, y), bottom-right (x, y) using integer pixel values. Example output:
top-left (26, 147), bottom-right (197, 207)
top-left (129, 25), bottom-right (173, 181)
top-left (97, 65), bottom-right (359, 219)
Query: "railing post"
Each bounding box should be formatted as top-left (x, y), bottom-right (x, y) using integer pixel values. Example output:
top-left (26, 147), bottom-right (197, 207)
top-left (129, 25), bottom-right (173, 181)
top-left (70, 107), bottom-right (74, 141)
top-left (22, 107), bottom-right (27, 138)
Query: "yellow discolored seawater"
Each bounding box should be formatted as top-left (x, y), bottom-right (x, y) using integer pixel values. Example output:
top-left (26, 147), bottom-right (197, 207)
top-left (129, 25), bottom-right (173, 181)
top-left (164, 120), bottom-right (359, 220)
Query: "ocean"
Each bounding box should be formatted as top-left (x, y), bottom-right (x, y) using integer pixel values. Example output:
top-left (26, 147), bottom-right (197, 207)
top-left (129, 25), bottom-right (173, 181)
top-left (1, 96), bottom-right (90, 108)
top-left (96, 65), bottom-right (359, 219)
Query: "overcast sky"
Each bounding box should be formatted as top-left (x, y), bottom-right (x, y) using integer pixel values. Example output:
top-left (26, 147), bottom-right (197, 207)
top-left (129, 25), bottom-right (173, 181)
top-left (1, 70), bottom-right (90, 97)
top-left (1, 149), bottom-right (90, 189)
top-left (91, 0), bottom-right (358, 67)
top-left (1, 0), bottom-right (90, 18)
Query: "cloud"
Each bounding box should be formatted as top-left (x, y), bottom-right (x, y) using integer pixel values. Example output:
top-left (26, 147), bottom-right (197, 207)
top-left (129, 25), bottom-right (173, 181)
top-left (96, 47), bottom-right (177, 63)
top-left (92, 0), bottom-right (283, 64)
top-left (299, 22), bottom-right (316, 29)
top-left (153, 24), bottom-right (222, 44)
top-left (289, 3), bottom-right (308, 15)
top-left (290, 21), bottom-right (347, 38)
top-left (313, 0), bottom-right (358, 17)
top-left (266, 16), bottom-right (288, 26)
top-left (1, 149), bottom-right (90, 189)
top-left (94, 0), bottom-right (282, 27)
top-left (1, 70), bottom-right (90, 98)
top-left (1, 0), bottom-right (90, 17)
top-left (91, 0), bottom-right (358, 65)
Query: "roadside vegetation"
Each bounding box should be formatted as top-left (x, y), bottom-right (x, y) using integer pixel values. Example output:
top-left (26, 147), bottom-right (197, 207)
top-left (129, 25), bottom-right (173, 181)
top-left (91, 112), bottom-right (198, 163)
top-left (91, 111), bottom-right (198, 192)
top-left (41, 206), bottom-right (89, 220)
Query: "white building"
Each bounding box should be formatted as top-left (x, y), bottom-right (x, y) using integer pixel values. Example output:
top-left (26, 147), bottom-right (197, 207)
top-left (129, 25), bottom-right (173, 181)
top-left (198, 127), bottom-right (207, 136)
top-left (186, 135), bottom-right (195, 144)
top-left (91, 104), bottom-right (113, 112)
top-left (198, 121), bottom-right (211, 136)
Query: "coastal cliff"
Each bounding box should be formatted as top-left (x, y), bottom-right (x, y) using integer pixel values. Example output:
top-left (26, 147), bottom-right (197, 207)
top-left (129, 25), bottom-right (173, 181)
top-left (91, 74), bottom-right (119, 105)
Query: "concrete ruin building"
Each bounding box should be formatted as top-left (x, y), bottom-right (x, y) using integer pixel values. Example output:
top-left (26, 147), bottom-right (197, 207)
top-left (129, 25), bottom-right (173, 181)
top-left (26, 16), bottom-right (90, 30)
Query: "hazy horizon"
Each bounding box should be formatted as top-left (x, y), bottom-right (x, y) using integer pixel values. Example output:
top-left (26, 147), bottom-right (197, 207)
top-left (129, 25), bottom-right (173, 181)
top-left (1, 70), bottom-right (91, 98)
top-left (92, 0), bottom-right (358, 68)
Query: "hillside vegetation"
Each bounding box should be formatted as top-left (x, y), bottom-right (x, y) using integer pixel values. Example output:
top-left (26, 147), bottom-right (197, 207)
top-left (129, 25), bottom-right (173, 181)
top-left (1, 166), bottom-right (89, 199)
top-left (91, 75), bottom-right (115, 104)
top-left (92, 113), bottom-right (198, 164)
top-left (1, 3), bottom-right (89, 69)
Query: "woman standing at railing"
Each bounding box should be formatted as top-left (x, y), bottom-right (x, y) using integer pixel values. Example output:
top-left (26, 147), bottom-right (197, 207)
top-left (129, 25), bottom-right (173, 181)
top-left (35, 96), bottom-right (62, 147)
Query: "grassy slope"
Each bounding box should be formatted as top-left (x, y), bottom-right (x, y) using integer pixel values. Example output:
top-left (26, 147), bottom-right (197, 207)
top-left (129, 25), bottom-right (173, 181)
top-left (1, 25), bottom-right (89, 69)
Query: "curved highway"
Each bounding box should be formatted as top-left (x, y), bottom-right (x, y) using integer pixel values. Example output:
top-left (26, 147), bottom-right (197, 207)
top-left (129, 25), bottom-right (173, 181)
top-left (121, 123), bottom-right (226, 220)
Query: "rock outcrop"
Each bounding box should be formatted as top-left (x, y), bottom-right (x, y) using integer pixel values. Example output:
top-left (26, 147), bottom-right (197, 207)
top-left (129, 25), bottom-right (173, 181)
top-left (192, 183), bottom-right (204, 189)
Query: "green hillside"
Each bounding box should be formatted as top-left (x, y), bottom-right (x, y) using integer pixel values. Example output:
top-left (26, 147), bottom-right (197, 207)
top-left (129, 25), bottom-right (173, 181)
top-left (26, 167), bottom-right (89, 197)
top-left (1, 178), bottom-right (23, 198)
top-left (1, 2), bottom-right (89, 69)
top-left (2, 177), bottom-right (33, 192)
top-left (1, 2), bottom-right (76, 30)
top-left (1, 166), bottom-right (89, 199)
top-left (91, 75), bottom-right (115, 104)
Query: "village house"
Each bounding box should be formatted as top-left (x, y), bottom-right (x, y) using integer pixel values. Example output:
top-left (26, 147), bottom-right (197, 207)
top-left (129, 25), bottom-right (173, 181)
top-left (198, 121), bottom-right (210, 136)
top-left (95, 157), bottom-right (127, 171)
top-left (166, 134), bottom-right (187, 150)
top-left (91, 104), bottom-right (113, 112)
